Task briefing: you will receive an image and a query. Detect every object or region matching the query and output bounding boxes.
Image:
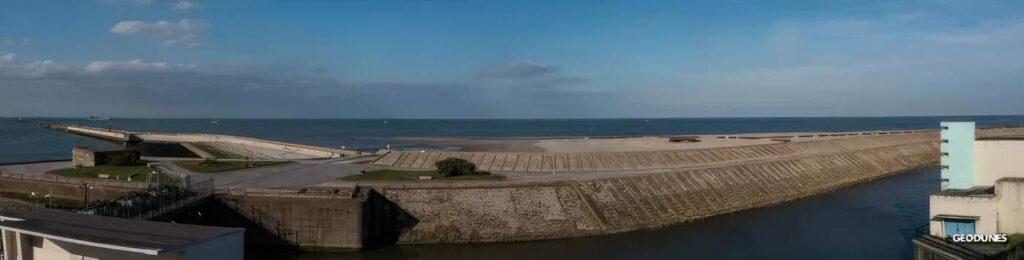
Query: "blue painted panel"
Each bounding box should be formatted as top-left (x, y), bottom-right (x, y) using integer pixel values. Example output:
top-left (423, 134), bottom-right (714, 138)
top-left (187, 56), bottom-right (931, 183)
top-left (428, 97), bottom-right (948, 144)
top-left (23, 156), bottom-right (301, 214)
top-left (944, 219), bottom-right (976, 236)
top-left (940, 122), bottom-right (975, 190)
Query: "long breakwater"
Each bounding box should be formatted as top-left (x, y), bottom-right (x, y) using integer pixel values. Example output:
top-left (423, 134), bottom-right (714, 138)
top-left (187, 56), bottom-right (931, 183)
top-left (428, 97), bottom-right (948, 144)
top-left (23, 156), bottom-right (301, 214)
top-left (374, 133), bottom-right (939, 243)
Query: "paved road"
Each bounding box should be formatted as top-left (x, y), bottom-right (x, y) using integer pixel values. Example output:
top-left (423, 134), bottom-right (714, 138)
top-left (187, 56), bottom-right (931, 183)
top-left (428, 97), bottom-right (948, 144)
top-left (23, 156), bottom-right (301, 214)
top-left (153, 159), bottom-right (373, 189)
top-left (0, 161), bottom-right (72, 175)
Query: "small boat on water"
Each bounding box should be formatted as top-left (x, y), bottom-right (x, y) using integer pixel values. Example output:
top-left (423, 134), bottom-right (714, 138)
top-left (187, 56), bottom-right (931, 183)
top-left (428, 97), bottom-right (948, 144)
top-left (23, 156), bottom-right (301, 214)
top-left (88, 116), bottom-right (111, 121)
top-left (209, 120), bottom-right (220, 124)
top-left (16, 117), bottom-right (30, 123)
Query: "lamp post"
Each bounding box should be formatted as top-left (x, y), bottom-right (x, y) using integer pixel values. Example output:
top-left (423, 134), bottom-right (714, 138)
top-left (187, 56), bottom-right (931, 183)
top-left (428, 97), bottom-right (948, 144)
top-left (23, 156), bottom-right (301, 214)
top-left (81, 183), bottom-right (94, 204)
top-left (29, 192), bottom-right (38, 208)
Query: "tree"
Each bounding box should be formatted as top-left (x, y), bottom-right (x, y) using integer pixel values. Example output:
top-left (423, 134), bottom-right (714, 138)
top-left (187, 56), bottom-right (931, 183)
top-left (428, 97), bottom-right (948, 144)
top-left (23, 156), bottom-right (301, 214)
top-left (434, 157), bottom-right (477, 177)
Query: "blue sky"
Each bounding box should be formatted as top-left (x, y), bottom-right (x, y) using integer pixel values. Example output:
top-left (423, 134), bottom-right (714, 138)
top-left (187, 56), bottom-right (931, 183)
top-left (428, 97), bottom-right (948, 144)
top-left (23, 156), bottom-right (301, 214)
top-left (1, 0), bottom-right (1023, 118)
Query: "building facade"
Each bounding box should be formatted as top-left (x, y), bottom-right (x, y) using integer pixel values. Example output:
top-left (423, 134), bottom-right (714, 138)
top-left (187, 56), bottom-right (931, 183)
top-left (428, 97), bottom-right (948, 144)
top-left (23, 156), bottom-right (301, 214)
top-left (915, 122), bottom-right (1024, 259)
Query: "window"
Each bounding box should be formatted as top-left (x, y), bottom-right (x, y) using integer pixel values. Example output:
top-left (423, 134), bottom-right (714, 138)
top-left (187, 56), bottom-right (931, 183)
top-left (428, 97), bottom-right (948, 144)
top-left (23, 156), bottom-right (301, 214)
top-left (942, 126), bottom-right (949, 130)
top-left (944, 219), bottom-right (976, 237)
top-left (941, 139), bottom-right (949, 143)
top-left (941, 165), bottom-right (950, 169)
top-left (942, 153), bottom-right (949, 156)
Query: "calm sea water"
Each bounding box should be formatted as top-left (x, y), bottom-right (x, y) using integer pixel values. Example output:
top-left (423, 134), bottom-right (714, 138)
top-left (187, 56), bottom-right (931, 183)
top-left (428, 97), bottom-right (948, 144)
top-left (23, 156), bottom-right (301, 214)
top-left (3, 115), bottom-right (1023, 164)
top-left (0, 116), bottom-right (1018, 259)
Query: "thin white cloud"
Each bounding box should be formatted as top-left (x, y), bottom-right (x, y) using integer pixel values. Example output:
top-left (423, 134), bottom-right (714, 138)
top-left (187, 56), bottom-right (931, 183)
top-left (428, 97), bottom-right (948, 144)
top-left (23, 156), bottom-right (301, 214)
top-left (0, 53), bottom-right (14, 63)
top-left (930, 22), bottom-right (1024, 45)
top-left (109, 19), bottom-right (206, 47)
top-left (1, 37), bottom-right (31, 47)
top-left (0, 56), bottom-right (69, 78)
top-left (478, 60), bottom-right (559, 78)
top-left (85, 59), bottom-right (196, 73)
top-left (172, 1), bottom-right (201, 11)
top-left (101, 0), bottom-right (152, 4)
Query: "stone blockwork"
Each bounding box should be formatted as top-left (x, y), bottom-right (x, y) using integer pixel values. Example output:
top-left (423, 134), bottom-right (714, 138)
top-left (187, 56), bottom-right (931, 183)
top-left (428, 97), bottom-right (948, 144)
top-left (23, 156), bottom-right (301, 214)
top-left (219, 188), bottom-right (365, 250)
top-left (377, 140), bottom-right (939, 243)
top-left (373, 133), bottom-right (936, 173)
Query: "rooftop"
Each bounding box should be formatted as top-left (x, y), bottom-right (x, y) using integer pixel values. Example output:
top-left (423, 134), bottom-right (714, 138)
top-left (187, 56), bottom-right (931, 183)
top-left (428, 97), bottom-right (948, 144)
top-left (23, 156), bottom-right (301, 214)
top-left (0, 210), bottom-right (243, 255)
top-left (976, 136), bottom-right (1024, 141)
top-left (73, 146), bottom-right (134, 153)
top-left (935, 186), bottom-right (995, 197)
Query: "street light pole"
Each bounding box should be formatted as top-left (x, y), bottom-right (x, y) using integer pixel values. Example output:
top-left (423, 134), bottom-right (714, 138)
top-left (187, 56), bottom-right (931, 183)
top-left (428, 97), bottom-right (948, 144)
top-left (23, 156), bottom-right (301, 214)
top-left (82, 183), bottom-right (94, 205)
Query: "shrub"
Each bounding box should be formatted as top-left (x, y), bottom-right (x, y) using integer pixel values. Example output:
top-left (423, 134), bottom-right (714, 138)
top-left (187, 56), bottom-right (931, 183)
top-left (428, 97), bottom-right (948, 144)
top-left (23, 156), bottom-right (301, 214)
top-left (434, 157), bottom-right (477, 177)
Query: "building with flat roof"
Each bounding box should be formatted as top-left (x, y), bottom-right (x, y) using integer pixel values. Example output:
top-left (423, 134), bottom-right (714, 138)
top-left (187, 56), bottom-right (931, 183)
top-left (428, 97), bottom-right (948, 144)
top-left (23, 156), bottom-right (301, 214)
top-left (71, 147), bottom-right (140, 167)
top-left (914, 122), bottom-right (1024, 259)
top-left (0, 210), bottom-right (243, 260)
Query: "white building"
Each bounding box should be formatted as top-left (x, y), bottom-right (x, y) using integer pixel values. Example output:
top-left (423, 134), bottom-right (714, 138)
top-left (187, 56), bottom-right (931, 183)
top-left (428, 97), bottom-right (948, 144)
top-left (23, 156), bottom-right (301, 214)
top-left (929, 122), bottom-right (1024, 237)
top-left (914, 122), bottom-right (1024, 259)
top-left (0, 210), bottom-right (243, 260)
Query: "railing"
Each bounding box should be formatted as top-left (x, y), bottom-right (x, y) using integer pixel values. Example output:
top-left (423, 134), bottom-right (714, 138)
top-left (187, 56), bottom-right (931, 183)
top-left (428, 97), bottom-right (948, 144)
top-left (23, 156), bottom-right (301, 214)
top-left (913, 224), bottom-right (991, 260)
top-left (76, 175), bottom-right (214, 219)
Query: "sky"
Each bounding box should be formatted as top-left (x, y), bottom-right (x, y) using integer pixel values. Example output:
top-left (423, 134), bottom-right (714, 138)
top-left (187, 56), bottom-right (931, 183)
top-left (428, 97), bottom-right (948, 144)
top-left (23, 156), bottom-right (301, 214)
top-left (1, 0), bottom-right (1023, 119)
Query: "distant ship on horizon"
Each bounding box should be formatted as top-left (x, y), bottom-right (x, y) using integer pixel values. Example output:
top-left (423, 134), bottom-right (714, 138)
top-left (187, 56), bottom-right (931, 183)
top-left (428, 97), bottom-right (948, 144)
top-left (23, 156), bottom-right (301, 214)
top-left (87, 116), bottom-right (111, 121)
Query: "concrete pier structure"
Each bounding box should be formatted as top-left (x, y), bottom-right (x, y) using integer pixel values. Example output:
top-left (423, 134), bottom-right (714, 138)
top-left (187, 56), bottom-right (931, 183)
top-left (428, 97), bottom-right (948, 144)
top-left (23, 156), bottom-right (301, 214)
top-left (48, 124), bottom-right (362, 160)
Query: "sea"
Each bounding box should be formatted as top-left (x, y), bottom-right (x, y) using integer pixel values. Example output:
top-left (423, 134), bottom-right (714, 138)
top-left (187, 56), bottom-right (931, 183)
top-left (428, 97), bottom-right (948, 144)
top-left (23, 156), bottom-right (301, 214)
top-left (2, 115), bottom-right (1023, 259)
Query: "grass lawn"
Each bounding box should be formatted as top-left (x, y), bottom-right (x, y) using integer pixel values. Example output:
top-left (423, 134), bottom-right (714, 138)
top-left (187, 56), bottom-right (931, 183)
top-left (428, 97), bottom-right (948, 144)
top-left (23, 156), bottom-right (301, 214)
top-left (48, 164), bottom-right (159, 182)
top-left (341, 169), bottom-right (505, 181)
top-left (173, 160), bottom-right (290, 173)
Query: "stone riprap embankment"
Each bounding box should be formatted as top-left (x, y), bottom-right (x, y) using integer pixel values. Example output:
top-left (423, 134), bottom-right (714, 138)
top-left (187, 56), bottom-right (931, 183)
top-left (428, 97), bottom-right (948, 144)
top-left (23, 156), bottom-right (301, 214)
top-left (368, 132), bottom-right (939, 243)
top-left (372, 132), bottom-right (934, 173)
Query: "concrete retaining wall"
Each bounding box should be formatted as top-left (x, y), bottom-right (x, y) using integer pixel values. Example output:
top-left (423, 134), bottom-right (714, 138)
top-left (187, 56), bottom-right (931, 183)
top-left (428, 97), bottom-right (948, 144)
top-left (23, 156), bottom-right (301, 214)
top-left (376, 140), bottom-right (939, 243)
top-left (219, 188), bottom-right (365, 250)
top-left (0, 173), bottom-right (143, 203)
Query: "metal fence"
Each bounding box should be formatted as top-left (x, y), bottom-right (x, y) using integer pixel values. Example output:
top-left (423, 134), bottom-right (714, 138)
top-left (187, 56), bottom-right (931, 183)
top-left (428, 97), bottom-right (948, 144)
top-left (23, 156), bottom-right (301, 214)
top-left (0, 172), bottom-right (149, 189)
top-left (76, 175), bottom-right (214, 219)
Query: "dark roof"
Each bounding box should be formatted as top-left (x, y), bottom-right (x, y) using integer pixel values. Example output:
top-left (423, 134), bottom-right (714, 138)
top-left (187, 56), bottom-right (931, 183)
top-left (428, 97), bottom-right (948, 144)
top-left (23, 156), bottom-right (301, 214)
top-left (998, 177), bottom-right (1024, 183)
top-left (0, 210), bottom-right (242, 255)
top-left (936, 186), bottom-right (995, 197)
top-left (73, 146), bottom-right (134, 153)
top-left (976, 136), bottom-right (1024, 141)
top-left (931, 214), bottom-right (981, 221)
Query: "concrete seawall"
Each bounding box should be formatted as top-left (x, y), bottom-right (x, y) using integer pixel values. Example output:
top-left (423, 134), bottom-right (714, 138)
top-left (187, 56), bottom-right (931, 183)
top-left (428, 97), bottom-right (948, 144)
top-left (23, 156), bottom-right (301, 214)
top-left (225, 133), bottom-right (938, 247)
top-left (50, 124), bottom-right (362, 159)
top-left (374, 140), bottom-right (938, 243)
top-left (135, 133), bottom-right (352, 158)
top-left (373, 133), bottom-right (935, 173)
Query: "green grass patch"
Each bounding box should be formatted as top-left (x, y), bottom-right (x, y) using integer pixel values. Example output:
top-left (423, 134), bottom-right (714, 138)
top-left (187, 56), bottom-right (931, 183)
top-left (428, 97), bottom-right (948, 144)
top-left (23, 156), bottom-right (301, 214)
top-left (49, 164), bottom-right (158, 182)
top-left (173, 160), bottom-right (290, 173)
top-left (341, 169), bottom-right (505, 181)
